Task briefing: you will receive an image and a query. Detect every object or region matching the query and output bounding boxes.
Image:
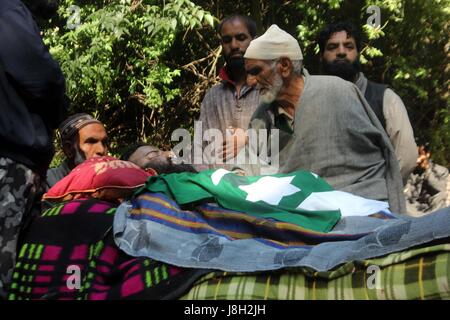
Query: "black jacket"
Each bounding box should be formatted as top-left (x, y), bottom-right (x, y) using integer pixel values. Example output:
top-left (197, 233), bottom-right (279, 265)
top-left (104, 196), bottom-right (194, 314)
top-left (0, 0), bottom-right (68, 176)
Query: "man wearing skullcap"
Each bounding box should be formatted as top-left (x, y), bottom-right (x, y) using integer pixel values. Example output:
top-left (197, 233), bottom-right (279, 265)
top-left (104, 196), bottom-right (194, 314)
top-left (0, 0), bottom-right (68, 298)
top-left (244, 25), bottom-right (406, 214)
top-left (46, 113), bottom-right (109, 188)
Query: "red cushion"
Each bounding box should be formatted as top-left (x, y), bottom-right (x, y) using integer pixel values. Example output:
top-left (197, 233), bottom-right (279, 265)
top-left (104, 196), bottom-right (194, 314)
top-left (44, 156), bottom-right (156, 202)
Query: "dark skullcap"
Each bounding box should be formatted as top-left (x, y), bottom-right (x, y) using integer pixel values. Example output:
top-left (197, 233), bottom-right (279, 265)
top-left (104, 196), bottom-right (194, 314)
top-left (59, 113), bottom-right (102, 143)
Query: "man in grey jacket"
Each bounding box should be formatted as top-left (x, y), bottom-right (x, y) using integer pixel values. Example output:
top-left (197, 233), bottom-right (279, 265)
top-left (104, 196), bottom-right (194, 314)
top-left (243, 25), bottom-right (406, 214)
top-left (196, 15), bottom-right (259, 169)
top-left (317, 21), bottom-right (418, 184)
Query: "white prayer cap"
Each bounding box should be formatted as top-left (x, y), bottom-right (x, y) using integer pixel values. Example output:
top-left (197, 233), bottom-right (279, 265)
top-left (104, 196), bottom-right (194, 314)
top-left (244, 24), bottom-right (303, 61)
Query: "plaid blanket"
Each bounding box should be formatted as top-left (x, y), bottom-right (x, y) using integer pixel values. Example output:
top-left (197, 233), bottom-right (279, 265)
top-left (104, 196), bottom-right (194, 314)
top-left (181, 243), bottom-right (450, 300)
top-left (114, 191), bottom-right (450, 272)
top-left (8, 198), bottom-right (209, 300)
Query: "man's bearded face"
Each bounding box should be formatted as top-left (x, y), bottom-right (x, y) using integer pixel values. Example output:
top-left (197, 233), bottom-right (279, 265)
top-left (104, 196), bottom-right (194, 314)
top-left (128, 146), bottom-right (173, 174)
top-left (321, 31), bottom-right (360, 82)
top-left (221, 19), bottom-right (252, 74)
top-left (245, 59), bottom-right (286, 104)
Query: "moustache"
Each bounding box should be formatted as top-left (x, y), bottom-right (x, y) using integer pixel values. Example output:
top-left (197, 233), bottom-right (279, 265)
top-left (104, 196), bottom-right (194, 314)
top-left (227, 50), bottom-right (244, 58)
top-left (332, 58), bottom-right (352, 65)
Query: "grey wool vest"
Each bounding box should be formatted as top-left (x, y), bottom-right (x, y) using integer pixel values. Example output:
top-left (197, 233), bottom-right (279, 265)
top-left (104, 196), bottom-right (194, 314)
top-left (364, 80), bottom-right (388, 129)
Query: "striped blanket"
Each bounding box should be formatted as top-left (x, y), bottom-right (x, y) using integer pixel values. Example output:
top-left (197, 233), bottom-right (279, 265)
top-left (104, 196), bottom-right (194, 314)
top-left (114, 192), bottom-right (450, 273)
top-left (8, 198), bottom-right (208, 300)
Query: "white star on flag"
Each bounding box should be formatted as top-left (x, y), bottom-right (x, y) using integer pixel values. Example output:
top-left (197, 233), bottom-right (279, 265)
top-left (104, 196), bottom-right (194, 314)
top-left (238, 176), bottom-right (301, 205)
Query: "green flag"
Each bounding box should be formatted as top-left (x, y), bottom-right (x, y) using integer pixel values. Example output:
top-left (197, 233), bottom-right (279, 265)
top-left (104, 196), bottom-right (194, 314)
top-left (139, 169), bottom-right (342, 232)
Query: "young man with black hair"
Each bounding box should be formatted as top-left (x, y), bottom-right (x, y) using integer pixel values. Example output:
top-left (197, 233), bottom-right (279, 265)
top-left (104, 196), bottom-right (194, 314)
top-left (196, 15), bottom-right (260, 168)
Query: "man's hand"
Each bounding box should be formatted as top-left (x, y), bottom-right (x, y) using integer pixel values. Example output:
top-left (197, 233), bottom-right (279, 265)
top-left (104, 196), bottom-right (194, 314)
top-left (417, 145), bottom-right (431, 170)
top-left (218, 127), bottom-right (248, 162)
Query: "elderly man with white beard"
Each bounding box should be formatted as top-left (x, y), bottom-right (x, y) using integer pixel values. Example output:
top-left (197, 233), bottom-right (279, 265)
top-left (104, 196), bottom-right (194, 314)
top-left (243, 25), bottom-right (406, 214)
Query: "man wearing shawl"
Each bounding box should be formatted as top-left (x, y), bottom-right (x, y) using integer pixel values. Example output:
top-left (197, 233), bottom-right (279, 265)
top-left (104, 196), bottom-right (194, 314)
top-left (243, 25), bottom-right (406, 214)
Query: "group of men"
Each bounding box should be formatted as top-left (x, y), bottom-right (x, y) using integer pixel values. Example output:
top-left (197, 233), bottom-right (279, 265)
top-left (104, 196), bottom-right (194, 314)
top-left (198, 15), bottom-right (447, 209)
top-left (0, 1), bottom-right (448, 299)
top-left (198, 16), bottom-right (415, 211)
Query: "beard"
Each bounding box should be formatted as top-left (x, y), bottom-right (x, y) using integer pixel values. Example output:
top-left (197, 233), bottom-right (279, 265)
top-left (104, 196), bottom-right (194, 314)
top-left (259, 72), bottom-right (284, 104)
top-left (322, 58), bottom-right (361, 82)
top-left (145, 158), bottom-right (197, 174)
top-left (22, 0), bottom-right (60, 19)
top-left (224, 51), bottom-right (245, 76)
top-left (226, 56), bottom-right (245, 71)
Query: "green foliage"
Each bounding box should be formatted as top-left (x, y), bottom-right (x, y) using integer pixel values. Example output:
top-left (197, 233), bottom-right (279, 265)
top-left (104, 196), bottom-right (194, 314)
top-left (44, 0), bottom-right (215, 157)
top-left (374, 0), bottom-right (449, 165)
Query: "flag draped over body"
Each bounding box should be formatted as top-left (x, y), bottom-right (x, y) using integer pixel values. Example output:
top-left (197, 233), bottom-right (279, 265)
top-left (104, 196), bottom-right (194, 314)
top-left (137, 169), bottom-right (388, 233)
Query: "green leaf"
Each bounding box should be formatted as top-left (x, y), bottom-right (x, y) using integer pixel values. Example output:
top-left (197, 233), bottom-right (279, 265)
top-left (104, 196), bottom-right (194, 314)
top-left (204, 14), bottom-right (214, 27)
top-left (171, 18), bottom-right (177, 30)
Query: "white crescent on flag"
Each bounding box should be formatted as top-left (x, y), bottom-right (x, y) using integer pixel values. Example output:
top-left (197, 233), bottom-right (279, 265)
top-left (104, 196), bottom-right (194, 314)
top-left (211, 169), bottom-right (232, 186)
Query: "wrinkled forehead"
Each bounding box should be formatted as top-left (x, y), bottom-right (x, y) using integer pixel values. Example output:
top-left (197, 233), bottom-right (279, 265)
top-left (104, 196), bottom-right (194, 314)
top-left (78, 123), bottom-right (107, 138)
